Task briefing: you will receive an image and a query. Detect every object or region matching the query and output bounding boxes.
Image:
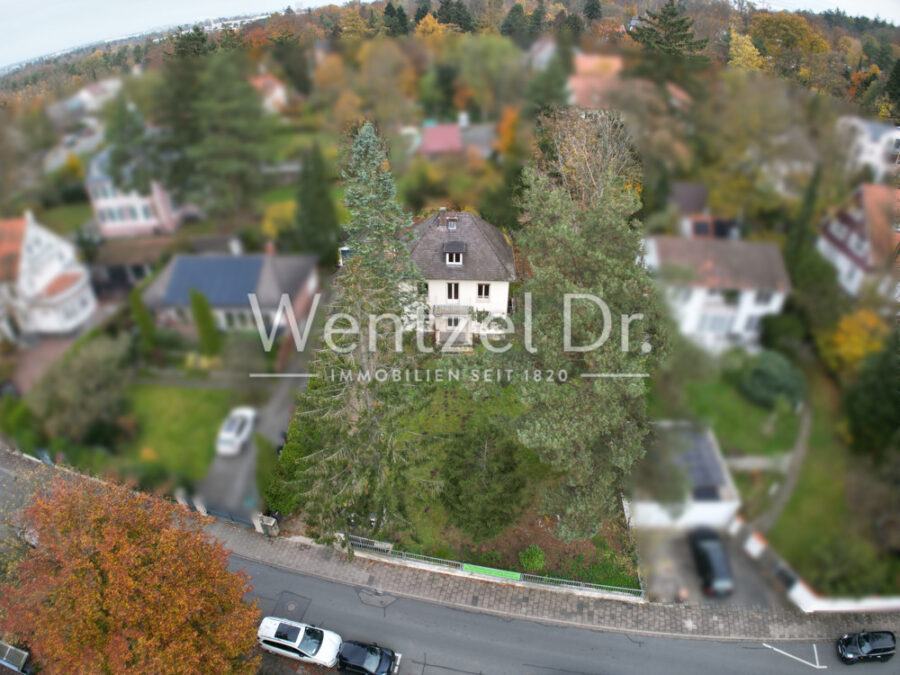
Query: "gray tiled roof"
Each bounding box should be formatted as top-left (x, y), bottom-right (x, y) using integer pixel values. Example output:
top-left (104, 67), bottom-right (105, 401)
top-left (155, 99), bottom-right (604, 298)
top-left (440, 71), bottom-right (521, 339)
top-left (143, 254), bottom-right (316, 310)
top-left (669, 182), bottom-right (708, 215)
top-left (409, 211), bottom-right (516, 282)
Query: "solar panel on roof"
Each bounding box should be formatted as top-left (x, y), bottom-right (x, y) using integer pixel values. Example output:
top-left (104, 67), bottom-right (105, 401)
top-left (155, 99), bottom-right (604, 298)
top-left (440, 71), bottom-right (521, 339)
top-left (162, 256), bottom-right (263, 307)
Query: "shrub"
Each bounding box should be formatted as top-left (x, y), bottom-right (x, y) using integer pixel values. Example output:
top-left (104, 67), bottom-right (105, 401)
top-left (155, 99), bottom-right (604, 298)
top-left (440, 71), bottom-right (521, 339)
top-left (519, 544), bottom-right (545, 572)
top-left (736, 350), bottom-right (804, 409)
top-left (760, 311), bottom-right (806, 358)
top-left (189, 290), bottom-right (222, 357)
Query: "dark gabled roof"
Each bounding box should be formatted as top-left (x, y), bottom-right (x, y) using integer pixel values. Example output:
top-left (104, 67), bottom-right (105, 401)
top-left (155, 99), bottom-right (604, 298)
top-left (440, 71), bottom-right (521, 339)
top-left (651, 236), bottom-right (791, 292)
top-left (442, 241), bottom-right (467, 253)
top-left (409, 211), bottom-right (516, 282)
top-left (669, 182), bottom-right (708, 215)
top-left (143, 254), bottom-right (316, 309)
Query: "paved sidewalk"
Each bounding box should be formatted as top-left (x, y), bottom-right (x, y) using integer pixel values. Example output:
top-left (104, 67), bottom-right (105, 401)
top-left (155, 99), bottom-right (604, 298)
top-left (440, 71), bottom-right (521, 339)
top-left (208, 521), bottom-right (900, 641)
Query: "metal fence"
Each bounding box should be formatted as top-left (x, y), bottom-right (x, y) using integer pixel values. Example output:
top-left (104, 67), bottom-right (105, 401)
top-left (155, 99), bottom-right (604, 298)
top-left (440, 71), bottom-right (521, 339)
top-left (347, 534), bottom-right (644, 599)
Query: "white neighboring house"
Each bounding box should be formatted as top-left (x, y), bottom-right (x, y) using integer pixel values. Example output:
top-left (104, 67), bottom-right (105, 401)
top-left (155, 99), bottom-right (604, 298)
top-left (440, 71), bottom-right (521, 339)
top-left (0, 212), bottom-right (97, 341)
top-left (643, 236), bottom-right (791, 354)
top-left (86, 147), bottom-right (181, 238)
top-left (624, 422), bottom-right (741, 530)
top-left (408, 209), bottom-right (516, 344)
top-left (251, 72), bottom-right (288, 114)
top-left (816, 183), bottom-right (899, 300)
top-left (838, 116), bottom-right (900, 183)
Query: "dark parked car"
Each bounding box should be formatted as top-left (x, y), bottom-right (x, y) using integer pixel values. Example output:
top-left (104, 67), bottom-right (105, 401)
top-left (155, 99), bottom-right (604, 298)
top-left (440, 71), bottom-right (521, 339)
top-left (688, 527), bottom-right (734, 596)
top-left (837, 631), bottom-right (895, 664)
top-left (338, 640), bottom-right (401, 675)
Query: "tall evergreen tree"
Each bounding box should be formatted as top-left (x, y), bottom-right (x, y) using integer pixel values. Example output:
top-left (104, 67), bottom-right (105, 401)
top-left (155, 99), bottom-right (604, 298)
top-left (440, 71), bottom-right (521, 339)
top-left (524, 55), bottom-right (569, 117)
top-left (187, 50), bottom-right (269, 219)
top-left (190, 290), bottom-right (222, 357)
top-left (583, 0), bottom-right (602, 22)
top-left (501, 3), bottom-right (530, 48)
top-left (394, 5), bottom-right (411, 34)
top-left (414, 0), bottom-right (432, 24)
top-left (886, 59), bottom-right (900, 109)
top-left (450, 0), bottom-right (475, 32)
top-left (437, 0), bottom-right (454, 24)
top-left (278, 144), bottom-right (341, 265)
top-left (627, 0), bottom-right (707, 55)
top-left (269, 123), bottom-right (424, 537)
top-left (528, 0), bottom-right (546, 42)
top-left (268, 31), bottom-right (311, 94)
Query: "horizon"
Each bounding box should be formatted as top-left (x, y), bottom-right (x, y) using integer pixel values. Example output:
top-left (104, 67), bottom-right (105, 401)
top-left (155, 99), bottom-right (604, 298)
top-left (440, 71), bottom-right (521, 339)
top-left (1, 0), bottom-right (899, 70)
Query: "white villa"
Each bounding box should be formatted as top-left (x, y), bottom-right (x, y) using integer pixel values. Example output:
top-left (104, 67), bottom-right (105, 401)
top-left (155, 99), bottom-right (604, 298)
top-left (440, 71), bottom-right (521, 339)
top-left (816, 183), bottom-right (899, 300)
top-left (643, 236), bottom-right (791, 354)
top-left (0, 212), bottom-right (97, 341)
top-left (408, 209), bottom-right (516, 344)
top-left (838, 116), bottom-right (900, 183)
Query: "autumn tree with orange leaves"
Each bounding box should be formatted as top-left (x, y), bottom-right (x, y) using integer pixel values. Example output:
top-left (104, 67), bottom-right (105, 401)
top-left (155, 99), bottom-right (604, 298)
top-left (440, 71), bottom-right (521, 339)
top-left (0, 477), bottom-right (259, 674)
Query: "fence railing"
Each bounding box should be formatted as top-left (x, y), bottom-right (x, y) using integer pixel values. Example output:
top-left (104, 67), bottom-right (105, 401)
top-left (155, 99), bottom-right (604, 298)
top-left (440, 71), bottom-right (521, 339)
top-left (347, 534), bottom-right (644, 599)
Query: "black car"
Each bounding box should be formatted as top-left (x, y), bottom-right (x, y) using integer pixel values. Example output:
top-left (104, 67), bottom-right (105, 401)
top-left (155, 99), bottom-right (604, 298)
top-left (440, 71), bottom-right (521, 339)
top-left (837, 631), bottom-right (895, 664)
top-left (338, 640), bottom-right (401, 675)
top-left (688, 527), bottom-right (734, 597)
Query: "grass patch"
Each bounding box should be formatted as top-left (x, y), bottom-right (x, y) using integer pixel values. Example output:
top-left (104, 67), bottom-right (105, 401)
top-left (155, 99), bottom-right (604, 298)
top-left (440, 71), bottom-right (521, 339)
top-left (732, 470), bottom-right (782, 521)
top-left (126, 385), bottom-right (237, 482)
top-left (38, 202), bottom-right (92, 234)
top-left (768, 369), bottom-right (898, 595)
top-left (650, 370), bottom-right (800, 457)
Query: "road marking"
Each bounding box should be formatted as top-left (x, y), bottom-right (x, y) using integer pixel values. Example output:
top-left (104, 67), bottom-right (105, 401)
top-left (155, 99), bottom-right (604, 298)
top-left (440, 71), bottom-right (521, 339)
top-left (762, 643), bottom-right (827, 669)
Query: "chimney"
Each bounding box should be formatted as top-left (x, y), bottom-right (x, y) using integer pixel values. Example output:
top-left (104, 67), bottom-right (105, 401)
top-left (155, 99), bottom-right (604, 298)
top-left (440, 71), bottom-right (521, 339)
top-left (438, 207), bottom-right (447, 228)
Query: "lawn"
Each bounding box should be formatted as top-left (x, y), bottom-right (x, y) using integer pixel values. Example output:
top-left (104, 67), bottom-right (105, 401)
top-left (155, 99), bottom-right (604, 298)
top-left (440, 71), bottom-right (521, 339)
top-left (650, 370), bottom-right (801, 457)
top-left (768, 369), bottom-right (899, 595)
top-left (126, 385), bottom-right (238, 483)
top-left (732, 470), bottom-right (782, 521)
top-left (38, 202), bottom-right (93, 234)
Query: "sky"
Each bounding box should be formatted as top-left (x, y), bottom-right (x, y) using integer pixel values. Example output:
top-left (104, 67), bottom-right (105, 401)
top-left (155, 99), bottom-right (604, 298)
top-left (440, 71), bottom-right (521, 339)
top-left (0, 0), bottom-right (898, 69)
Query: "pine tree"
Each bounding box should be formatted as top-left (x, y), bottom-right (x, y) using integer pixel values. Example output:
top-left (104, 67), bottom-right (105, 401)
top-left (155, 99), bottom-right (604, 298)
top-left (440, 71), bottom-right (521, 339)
top-left (501, 3), bottom-right (530, 48)
top-left (437, 0), bottom-right (454, 24)
top-left (450, 0), bottom-right (475, 32)
top-left (583, 0), bottom-right (602, 23)
top-left (278, 143), bottom-right (341, 265)
top-left (187, 50), bottom-right (269, 219)
top-left (395, 5), bottom-right (411, 34)
top-left (268, 31), bottom-right (310, 94)
top-left (414, 0), bottom-right (431, 24)
top-left (627, 0), bottom-right (708, 55)
top-left (528, 0), bottom-right (546, 42)
top-left (886, 59), bottom-right (900, 109)
top-left (270, 123), bottom-right (424, 537)
top-left (524, 55), bottom-right (569, 117)
top-left (190, 290), bottom-right (222, 357)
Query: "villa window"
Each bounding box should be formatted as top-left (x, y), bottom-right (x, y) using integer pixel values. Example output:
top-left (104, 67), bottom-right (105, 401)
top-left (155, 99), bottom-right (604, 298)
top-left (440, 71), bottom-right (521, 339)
top-left (755, 290), bottom-right (773, 305)
top-left (448, 217), bottom-right (458, 230)
top-left (447, 317), bottom-right (460, 328)
top-left (446, 252), bottom-right (462, 265)
top-left (477, 283), bottom-right (490, 299)
top-left (447, 283), bottom-right (459, 300)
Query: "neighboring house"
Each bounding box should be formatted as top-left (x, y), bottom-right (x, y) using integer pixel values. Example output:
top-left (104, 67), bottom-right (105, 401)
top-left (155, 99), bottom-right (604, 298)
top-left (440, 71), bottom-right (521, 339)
top-left (85, 147), bottom-right (180, 238)
top-left (624, 422), bottom-right (741, 530)
top-left (408, 209), bottom-right (516, 344)
top-left (668, 182), bottom-right (739, 240)
top-left (46, 79), bottom-right (122, 130)
top-left (0, 212), bottom-right (97, 341)
top-left (90, 236), bottom-right (174, 296)
top-left (418, 117), bottom-right (496, 160)
top-left (525, 35), bottom-right (557, 71)
top-left (838, 116), bottom-right (900, 183)
top-left (568, 53), bottom-right (624, 109)
top-left (142, 253), bottom-right (318, 333)
top-left (251, 72), bottom-right (288, 114)
top-left (816, 183), bottom-right (899, 299)
top-left (643, 236), bottom-right (791, 353)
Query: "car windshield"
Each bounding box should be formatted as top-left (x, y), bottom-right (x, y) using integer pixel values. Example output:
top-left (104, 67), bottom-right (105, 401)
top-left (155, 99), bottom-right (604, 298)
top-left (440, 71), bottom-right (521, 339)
top-left (299, 627), bottom-right (323, 655)
top-left (362, 646), bottom-right (382, 672)
top-left (857, 633), bottom-right (871, 654)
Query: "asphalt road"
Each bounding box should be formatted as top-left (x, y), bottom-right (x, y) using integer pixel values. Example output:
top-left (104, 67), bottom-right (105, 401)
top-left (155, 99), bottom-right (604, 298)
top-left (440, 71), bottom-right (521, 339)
top-left (233, 556), bottom-right (862, 675)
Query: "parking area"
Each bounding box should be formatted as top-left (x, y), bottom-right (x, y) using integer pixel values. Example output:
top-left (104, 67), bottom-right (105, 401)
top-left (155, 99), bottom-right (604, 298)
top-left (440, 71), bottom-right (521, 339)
top-left (636, 529), bottom-right (792, 609)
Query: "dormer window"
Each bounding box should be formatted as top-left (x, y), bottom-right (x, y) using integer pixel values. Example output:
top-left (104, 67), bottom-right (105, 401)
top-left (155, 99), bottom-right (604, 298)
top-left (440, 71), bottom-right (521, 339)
top-left (448, 217), bottom-right (458, 230)
top-left (443, 241), bottom-right (466, 265)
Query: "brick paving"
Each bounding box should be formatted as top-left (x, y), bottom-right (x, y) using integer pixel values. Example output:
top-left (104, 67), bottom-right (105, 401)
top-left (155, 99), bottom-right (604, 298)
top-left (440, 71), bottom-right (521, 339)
top-left (209, 521), bottom-right (900, 641)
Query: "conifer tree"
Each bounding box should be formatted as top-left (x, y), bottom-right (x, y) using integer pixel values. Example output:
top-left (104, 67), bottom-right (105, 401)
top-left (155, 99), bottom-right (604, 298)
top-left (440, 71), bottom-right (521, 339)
top-left (627, 0), bottom-right (707, 55)
top-left (583, 0), bottom-right (602, 23)
top-left (501, 3), bottom-right (530, 48)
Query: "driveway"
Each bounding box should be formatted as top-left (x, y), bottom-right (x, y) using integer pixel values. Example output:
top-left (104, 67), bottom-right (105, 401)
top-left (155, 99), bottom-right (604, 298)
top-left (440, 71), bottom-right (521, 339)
top-left (636, 529), bottom-right (791, 610)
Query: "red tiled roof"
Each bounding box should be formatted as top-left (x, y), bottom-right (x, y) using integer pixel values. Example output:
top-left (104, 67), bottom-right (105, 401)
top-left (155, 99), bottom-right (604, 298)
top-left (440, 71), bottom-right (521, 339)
top-left (251, 73), bottom-right (283, 95)
top-left (42, 271), bottom-right (82, 298)
top-left (420, 124), bottom-right (463, 155)
top-left (0, 217), bottom-right (25, 282)
top-left (861, 183), bottom-right (899, 267)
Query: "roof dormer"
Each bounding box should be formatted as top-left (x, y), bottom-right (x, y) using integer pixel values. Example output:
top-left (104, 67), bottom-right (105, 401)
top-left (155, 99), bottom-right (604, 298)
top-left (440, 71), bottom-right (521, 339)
top-left (443, 241), bottom-right (466, 265)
